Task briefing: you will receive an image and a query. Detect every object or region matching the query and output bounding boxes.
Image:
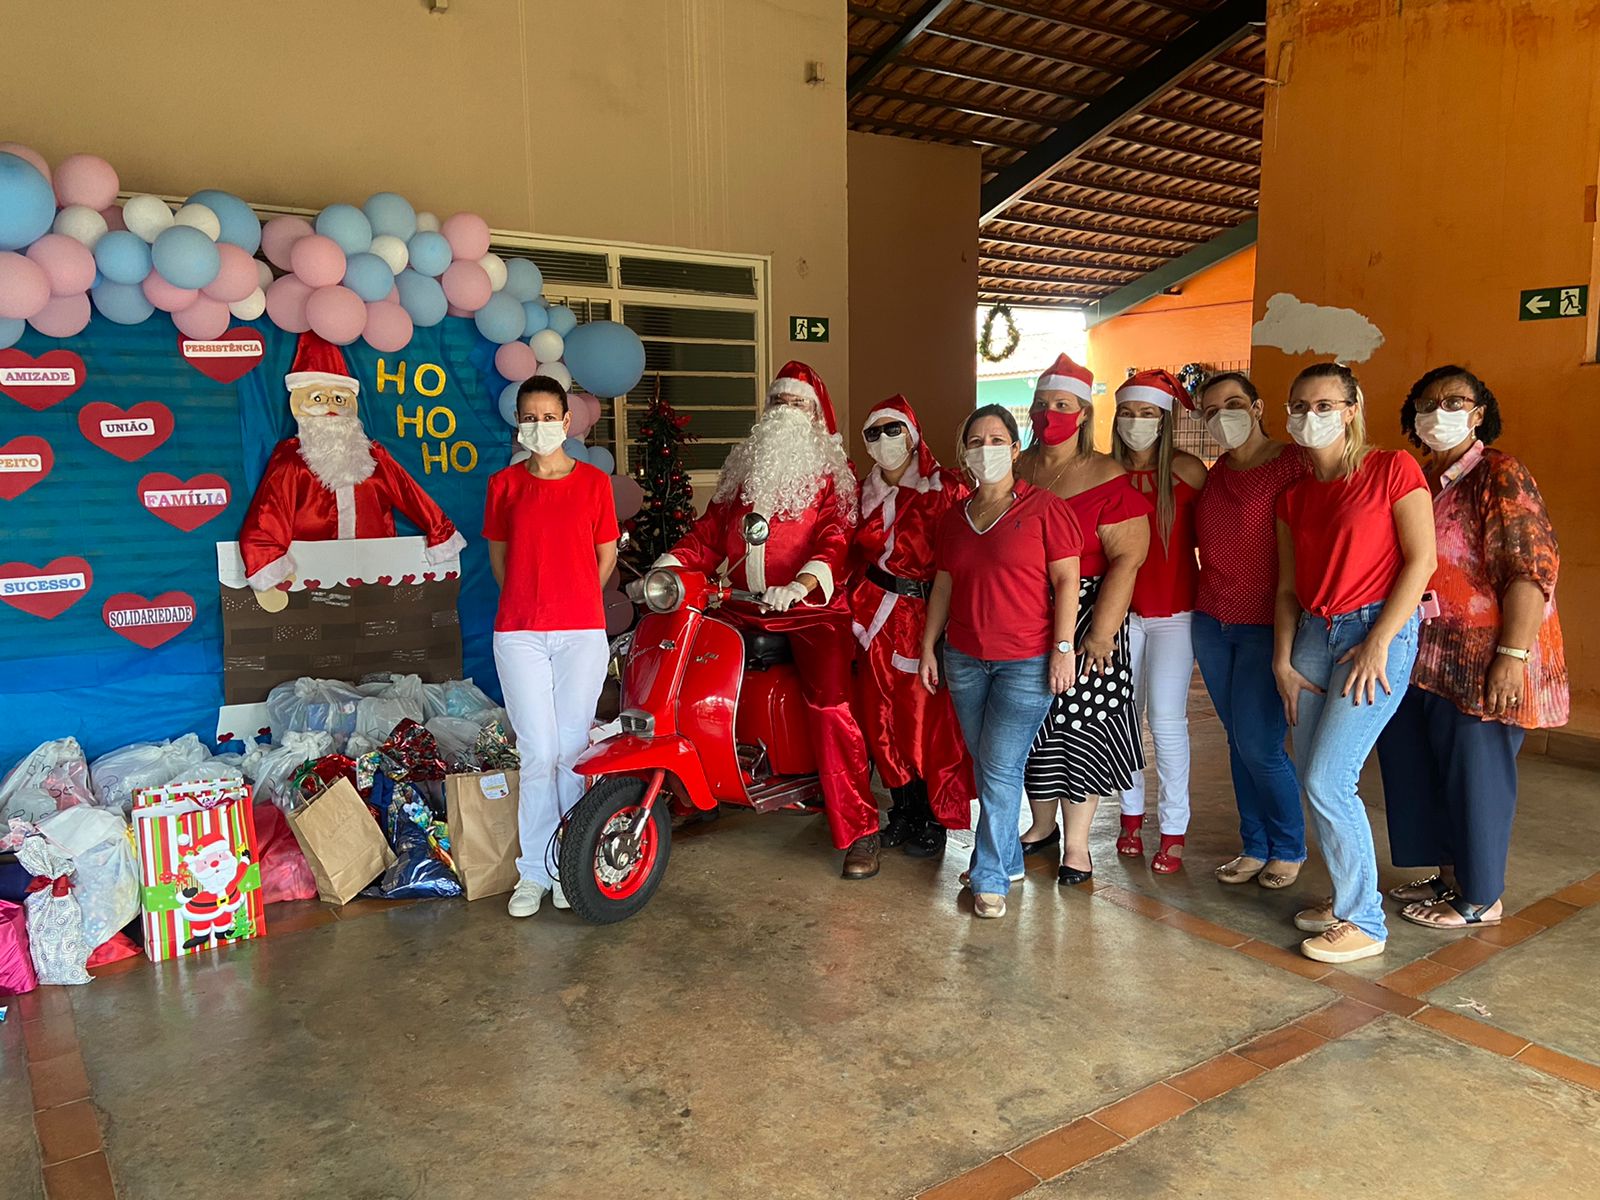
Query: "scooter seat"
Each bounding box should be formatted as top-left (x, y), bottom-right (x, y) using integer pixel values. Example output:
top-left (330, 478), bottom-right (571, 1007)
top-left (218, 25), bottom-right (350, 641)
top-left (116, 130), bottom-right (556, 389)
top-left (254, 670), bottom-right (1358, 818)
top-left (744, 630), bottom-right (793, 670)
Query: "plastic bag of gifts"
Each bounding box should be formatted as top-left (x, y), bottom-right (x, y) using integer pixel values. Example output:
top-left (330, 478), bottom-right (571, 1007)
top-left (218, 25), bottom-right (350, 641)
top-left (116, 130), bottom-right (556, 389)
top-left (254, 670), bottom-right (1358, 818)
top-left (0, 736), bottom-right (98, 823)
top-left (36, 806), bottom-right (140, 949)
top-left (365, 771), bottom-right (461, 900)
top-left (129, 781), bottom-right (266, 962)
top-left (5, 822), bottom-right (92, 985)
top-left (90, 734), bottom-right (211, 811)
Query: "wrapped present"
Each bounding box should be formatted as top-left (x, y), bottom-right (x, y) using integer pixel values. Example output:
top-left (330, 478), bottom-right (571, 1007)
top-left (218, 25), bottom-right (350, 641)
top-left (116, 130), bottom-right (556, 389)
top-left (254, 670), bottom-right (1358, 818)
top-left (292, 754), bottom-right (357, 804)
top-left (378, 719), bottom-right (447, 783)
top-left (16, 835), bottom-right (92, 985)
top-left (471, 719), bottom-right (519, 771)
top-left (0, 899), bottom-right (38, 994)
top-left (368, 773), bottom-right (460, 900)
top-left (130, 782), bottom-right (266, 963)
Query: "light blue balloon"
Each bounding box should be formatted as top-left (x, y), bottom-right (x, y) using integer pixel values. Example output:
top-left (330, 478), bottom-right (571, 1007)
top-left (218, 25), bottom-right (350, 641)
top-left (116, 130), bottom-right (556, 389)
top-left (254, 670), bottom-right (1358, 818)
top-left (503, 257), bottom-right (543, 301)
top-left (546, 304), bottom-right (577, 336)
top-left (363, 192), bottom-right (417, 240)
top-left (395, 269), bottom-right (448, 327)
top-left (473, 292), bottom-right (526, 344)
top-left (151, 224), bottom-right (221, 289)
top-left (498, 381), bottom-right (522, 427)
top-left (315, 203), bottom-right (373, 255)
top-left (587, 445), bottom-right (615, 475)
top-left (0, 153), bottom-right (57, 251)
top-left (91, 280), bottom-right (155, 325)
top-left (94, 230), bottom-right (153, 286)
top-left (0, 317), bottom-right (23, 350)
top-left (187, 189), bottom-right (261, 253)
top-left (521, 302), bottom-right (549, 335)
top-left (343, 252), bottom-right (394, 302)
top-left (562, 437), bottom-right (590, 463)
top-left (406, 230), bottom-right (451, 277)
top-left (563, 320), bottom-right (647, 398)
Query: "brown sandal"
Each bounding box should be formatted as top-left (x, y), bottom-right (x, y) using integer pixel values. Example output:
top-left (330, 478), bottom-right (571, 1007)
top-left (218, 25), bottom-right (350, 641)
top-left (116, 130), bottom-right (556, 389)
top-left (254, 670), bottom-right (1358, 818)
top-left (1258, 860), bottom-right (1302, 890)
top-left (1400, 896), bottom-right (1501, 929)
top-left (1388, 875), bottom-right (1455, 904)
top-left (1215, 856), bottom-right (1266, 884)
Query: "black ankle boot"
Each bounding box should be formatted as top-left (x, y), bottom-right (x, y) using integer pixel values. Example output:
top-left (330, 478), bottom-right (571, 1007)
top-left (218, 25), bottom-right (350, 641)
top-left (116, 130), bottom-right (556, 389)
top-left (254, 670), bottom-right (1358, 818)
top-left (902, 780), bottom-right (946, 858)
top-left (880, 784), bottom-right (916, 848)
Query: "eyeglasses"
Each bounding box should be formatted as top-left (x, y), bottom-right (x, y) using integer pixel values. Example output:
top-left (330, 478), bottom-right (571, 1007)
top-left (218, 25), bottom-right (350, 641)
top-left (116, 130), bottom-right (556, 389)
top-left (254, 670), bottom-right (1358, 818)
top-left (1414, 394), bottom-right (1477, 414)
top-left (863, 421), bottom-right (907, 443)
top-left (1285, 399), bottom-right (1356, 416)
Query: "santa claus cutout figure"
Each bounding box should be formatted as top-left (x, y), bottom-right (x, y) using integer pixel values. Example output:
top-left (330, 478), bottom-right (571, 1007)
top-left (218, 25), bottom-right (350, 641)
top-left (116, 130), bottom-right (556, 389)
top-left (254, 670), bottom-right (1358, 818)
top-left (237, 332), bottom-right (466, 611)
top-left (179, 832), bottom-right (251, 950)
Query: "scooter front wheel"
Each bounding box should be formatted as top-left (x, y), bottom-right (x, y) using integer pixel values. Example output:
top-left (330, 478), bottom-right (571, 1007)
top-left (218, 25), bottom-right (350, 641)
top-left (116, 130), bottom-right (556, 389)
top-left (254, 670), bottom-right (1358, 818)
top-left (559, 775), bottom-right (672, 924)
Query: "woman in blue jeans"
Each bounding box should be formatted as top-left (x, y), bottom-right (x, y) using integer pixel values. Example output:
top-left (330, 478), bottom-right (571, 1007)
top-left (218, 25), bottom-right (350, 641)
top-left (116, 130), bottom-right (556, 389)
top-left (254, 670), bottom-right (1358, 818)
top-left (1273, 363), bottom-right (1435, 963)
top-left (920, 406), bottom-right (1081, 920)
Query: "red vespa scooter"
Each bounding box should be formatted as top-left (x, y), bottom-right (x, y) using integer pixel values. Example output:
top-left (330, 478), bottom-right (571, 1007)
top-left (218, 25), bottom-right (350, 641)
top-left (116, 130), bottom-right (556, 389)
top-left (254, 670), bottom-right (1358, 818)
top-left (559, 515), bottom-right (824, 923)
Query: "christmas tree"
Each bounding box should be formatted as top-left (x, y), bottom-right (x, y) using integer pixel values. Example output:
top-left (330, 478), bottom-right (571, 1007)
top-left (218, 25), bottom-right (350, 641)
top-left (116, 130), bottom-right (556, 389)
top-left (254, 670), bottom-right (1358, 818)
top-left (625, 376), bottom-right (697, 571)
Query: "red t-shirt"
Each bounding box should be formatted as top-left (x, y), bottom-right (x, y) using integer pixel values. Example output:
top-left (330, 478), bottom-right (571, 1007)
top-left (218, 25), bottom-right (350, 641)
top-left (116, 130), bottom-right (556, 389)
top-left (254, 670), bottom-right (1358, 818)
top-left (1276, 449), bottom-right (1427, 618)
top-left (1196, 445), bottom-right (1311, 625)
top-left (1062, 474), bottom-right (1153, 578)
top-left (1128, 470), bottom-right (1199, 619)
top-left (482, 461), bottom-right (619, 632)
top-left (935, 480), bottom-right (1083, 661)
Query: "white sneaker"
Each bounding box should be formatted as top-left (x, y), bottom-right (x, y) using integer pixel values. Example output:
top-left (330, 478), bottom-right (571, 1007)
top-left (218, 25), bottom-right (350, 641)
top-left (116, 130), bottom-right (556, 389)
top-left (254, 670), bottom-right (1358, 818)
top-left (507, 879), bottom-right (546, 918)
top-left (550, 879), bottom-right (570, 911)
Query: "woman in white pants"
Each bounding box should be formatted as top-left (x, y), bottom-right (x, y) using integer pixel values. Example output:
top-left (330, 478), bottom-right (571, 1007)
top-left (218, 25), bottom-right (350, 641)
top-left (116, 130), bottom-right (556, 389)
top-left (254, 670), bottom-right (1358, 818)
top-left (483, 375), bottom-right (619, 917)
top-left (1111, 370), bottom-right (1207, 873)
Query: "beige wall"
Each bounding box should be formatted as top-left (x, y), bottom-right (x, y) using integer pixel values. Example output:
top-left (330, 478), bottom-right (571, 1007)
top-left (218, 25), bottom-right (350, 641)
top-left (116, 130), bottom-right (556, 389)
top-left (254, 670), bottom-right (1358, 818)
top-left (1, 0), bottom-right (851, 417)
top-left (846, 132), bottom-right (980, 466)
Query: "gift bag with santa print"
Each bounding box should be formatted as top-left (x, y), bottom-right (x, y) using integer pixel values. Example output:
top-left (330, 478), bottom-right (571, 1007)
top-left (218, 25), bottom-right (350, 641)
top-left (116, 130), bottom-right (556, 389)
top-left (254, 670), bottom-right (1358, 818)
top-left (130, 782), bottom-right (266, 962)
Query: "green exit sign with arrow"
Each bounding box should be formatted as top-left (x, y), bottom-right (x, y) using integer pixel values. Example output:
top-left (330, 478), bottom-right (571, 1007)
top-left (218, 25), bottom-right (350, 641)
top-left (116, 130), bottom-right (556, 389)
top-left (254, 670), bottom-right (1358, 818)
top-left (790, 315), bottom-right (830, 342)
top-left (1519, 286), bottom-right (1587, 321)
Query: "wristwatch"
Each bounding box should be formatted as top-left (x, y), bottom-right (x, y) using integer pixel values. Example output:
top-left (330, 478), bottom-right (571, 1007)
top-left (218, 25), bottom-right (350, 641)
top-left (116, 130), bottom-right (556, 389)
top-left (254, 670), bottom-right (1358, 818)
top-left (1495, 645), bottom-right (1530, 661)
top-left (1054, 640), bottom-right (1074, 654)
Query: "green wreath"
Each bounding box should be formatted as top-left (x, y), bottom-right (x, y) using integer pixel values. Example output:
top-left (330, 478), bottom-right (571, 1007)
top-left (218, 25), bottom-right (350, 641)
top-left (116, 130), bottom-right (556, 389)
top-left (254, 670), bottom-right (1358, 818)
top-left (978, 303), bottom-right (1020, 363)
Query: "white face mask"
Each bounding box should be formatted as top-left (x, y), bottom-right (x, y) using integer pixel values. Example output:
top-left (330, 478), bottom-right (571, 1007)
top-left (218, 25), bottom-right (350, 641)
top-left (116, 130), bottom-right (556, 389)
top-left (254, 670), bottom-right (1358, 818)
top-left (1206, 408), bottom-right (1255, 451)
top-left (1116, 415), bottom-right (1161, 452)
top-left (1414, 408), bottom-right (1474, 453)
top-left (518, 420), bottom-right (567, 457)
top-left (963, 444), bottom-right (1014, 485)
top-left (1287, 408), bottom-right (1346, 449)
top-left (866, 429), bottom-right (911, 471)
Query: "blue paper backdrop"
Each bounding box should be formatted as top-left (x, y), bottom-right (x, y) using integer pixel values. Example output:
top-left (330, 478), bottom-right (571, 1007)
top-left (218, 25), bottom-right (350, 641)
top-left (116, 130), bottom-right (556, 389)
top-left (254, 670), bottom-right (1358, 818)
top-left (0, 312), bottom-right (513, 767)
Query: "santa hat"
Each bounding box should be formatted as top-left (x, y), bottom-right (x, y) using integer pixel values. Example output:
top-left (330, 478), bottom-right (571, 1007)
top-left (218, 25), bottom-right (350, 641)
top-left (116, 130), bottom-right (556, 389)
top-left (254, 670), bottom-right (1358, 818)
top-left (863, 394), bottom-right (939, 480)
top-left (1116, 368), bottom-right (1193, 412)
top-left (1036, 353), bottom-right (1093, 401)
top-left (285, 331), bottom-right (360, 396)
top-left (768, 360), bottom-right (838, 435)
top-left (179, 830), bottom-right (227, 857)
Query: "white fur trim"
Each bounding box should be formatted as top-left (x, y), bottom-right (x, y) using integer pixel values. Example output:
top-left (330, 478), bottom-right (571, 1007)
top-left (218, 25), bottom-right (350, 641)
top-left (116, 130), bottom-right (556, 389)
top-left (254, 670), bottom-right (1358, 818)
top-left (1036, 373), bottom-right (1091, 401)
top-left (334, 485), bottom-right (356, 539)
top-left (246, 553), bottom-right (296, 592)
top-left (864, 407), bottom-right (920, 446)
top-left (853, 589), bottom-right (898, 650)
top-left (798, 559), bottom-right (834, 603)
top-left (768, 377), bottom-right (819, 407)
top-left (286, 371), bottom-right (360, 395)
top-left (890, 653), bottom-right (921, 674)
top-left (1115, 382), bottom-right (1177, 411)
top-left (423, 529), bottom-right (467, 564)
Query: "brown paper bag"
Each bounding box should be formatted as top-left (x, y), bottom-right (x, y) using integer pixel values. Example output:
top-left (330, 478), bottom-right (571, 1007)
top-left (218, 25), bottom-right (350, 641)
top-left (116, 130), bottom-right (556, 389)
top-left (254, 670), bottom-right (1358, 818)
top-left (445, 769), bottom-right (521, 900)
top-left (285, 778), bottom-right (396, 906)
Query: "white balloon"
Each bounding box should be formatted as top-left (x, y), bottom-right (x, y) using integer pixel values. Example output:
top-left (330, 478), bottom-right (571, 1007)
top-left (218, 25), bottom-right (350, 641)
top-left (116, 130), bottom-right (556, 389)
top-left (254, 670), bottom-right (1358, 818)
top-left (172, 202), bottom-right (221, 240)
top-left (538, 361), bottom-right (573, 391)
top-left (369, 233), bottom-right (409, 274)
top-left (122, 194), bottom-right (175, 244)
top-left (478, 251), bottom-right (507, 292)
top-left (529, 328), bottom-right (564, 362)
top-left (414, 211), bottom-right (441, 233)
top-left (255, 259), bottom-right (274, 291)
top-left (53, 204), bottom-right (110, 248)
top-left (229, 287), bottom-right (267, 320)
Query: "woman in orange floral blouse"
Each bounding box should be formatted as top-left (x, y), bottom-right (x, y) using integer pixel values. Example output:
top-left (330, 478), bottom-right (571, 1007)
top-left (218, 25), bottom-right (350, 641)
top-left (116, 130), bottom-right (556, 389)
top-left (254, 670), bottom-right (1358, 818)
top-left (1375, 366), bottom-right (1568, 929)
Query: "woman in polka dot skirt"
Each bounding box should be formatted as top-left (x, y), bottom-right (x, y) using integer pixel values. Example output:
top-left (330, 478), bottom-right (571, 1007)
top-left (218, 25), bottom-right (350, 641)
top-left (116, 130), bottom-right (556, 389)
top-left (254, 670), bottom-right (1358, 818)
top-left (1016, 354), bottom-right (1153, 887)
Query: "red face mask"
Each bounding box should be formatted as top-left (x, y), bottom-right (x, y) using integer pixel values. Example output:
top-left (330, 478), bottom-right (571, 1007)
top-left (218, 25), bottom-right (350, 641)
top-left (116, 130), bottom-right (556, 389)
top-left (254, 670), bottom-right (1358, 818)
top-left (1031, 407), bottom-right (1082, 446)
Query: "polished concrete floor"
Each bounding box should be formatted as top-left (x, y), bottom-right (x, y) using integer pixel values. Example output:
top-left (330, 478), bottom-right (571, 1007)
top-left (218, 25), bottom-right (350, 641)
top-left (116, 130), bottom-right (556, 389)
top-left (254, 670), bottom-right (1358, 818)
top-left (9, 687), bottom-right (1600, 1200)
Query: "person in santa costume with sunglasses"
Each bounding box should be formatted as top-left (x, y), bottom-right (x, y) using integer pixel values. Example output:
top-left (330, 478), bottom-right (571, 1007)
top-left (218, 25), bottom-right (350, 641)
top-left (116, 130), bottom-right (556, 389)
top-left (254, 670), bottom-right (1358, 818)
top-left (851, 395), bottom-right (976, 858)
top-left (655, 361), bottom-right (882, 879)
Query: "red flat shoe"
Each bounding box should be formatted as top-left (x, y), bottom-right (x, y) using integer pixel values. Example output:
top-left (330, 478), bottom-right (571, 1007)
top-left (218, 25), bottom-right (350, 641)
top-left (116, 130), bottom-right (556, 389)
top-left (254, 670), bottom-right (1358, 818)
top-left (1151, 835), bottom-right (1185, 874)
top-left (1116, 814), bottom-right (1144, 857)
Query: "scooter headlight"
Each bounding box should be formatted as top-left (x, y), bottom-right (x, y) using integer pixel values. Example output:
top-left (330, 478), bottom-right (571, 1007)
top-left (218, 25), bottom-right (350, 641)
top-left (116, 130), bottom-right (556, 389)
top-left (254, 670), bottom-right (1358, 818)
top-left (642, 568), bottom-right (685, 614)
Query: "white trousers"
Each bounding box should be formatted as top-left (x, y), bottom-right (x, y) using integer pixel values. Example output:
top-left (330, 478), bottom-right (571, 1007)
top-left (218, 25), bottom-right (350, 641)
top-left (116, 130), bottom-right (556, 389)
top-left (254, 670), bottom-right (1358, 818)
top-left (1118, 612), bottom-right (1194, 835)
top-left (493, 629), bottom-right (609, 887)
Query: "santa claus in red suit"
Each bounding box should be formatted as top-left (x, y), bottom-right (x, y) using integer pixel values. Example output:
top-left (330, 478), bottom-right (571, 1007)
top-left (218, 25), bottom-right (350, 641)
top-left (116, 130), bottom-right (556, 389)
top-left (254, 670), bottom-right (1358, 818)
top-left (851, 395), bottom-right (976, 858)
top-left (179, 832), bottom-right (251, 950)
top-left (655, 361), bottom-right (883, 878)
top-left (237, 332), bottom-right (465, 610)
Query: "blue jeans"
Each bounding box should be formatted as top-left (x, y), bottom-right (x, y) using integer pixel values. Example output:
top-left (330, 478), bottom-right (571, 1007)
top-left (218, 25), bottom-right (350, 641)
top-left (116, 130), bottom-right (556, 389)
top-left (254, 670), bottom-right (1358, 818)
top-left (1291, 604), bottom-right (1421, 940)
top-left (944, 648), bottom-right (1056, 897)
top-left (1192, 614), bottom-right (1305, 864)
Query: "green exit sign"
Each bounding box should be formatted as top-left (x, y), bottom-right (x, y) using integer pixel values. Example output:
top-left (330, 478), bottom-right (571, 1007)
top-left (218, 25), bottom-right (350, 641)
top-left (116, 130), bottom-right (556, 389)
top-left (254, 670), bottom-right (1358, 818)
top-left (790, 315), bottom-right (829, 342)
top-left (1519, 285), bottom-right (1587, 321)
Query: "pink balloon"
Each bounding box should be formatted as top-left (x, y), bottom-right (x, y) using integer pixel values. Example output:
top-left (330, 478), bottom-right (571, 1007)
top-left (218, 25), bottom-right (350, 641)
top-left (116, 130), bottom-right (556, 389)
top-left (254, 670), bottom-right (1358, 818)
top-left (362, 300), bottom-right (413, 352)
top-left (264, 274), bottom-right (314, 332)
top-left (611, 474), bottom-right (645, 523)
top-left (440, 260), bottom-right (491, 310)
top-left (203, 243), bottom-right (258, 303)
top-left (289, 235), bottom-right (346, 289)
top-left (494, 340), bottom-right (538, 382)
top-left (0, 142), bottom-right (50, 181)
top-left (0, 251), bottom-right (51, 320)
top-left (445, 303), bottom-right (471, 318)
top-left (440, 212), bottom-right (491, 261)
top-left (567, 399), bottom-right (597, 440)
top-left (574, 391), bottom-right (604, 431)
top-left (28, 291), bottom-right (91, 338)
top-left (25, 234), bottom-right (97, 296)
top-left (261, 215), bottom-right (314, 271)
top-left (143, 273), bottom-right (198, 314)
top-left (603, 587), bottom-right (634, 637)
top-left (173, 295), bottom-right (230, 340)
top-left (306, 284), bottom-right (366, 345)
top-left (52, 154), bottom-right (120, 211)
top-left (101, 204), bottom-right (127, 232)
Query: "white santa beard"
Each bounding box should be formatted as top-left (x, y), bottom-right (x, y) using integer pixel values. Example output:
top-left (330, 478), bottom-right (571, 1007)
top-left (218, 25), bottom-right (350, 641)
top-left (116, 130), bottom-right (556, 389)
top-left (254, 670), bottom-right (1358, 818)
top-left (297, 415), bottom-right (377, 490)
top-left (714, 407), bottom-right (855, 520)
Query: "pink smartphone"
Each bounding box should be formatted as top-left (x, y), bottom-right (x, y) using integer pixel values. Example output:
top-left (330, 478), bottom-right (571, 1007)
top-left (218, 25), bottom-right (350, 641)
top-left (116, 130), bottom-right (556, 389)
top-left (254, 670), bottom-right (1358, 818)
top-left (1420, 590), bottom-right (1441, 620)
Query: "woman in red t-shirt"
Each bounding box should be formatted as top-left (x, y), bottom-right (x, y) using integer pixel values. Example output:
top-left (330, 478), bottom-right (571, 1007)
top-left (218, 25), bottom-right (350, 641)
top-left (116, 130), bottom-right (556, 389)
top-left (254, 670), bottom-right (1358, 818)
top-left (1273, 363), bottom-right (1435, 965)
top-left (482, 375), bottom-right (620, 920)
top-left (1110, 369), bottom-right (1208, 873)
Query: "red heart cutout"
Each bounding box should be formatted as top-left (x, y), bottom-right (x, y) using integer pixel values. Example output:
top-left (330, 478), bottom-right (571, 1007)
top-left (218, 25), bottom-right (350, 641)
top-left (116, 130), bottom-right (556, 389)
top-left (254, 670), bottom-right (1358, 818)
top-left (137, 472), bottom-right (231, 531)
top-left (423, 571), bottom-right (436, 582)
top-left (345, 577), bottom-right (363, 587)
top-left (0, 556), bottom-right (92, 619)
top-left (301, 578), bottom-right (320, 590)
top-left (78, 401), bottom-right (175, 462)
top-left (0, 436), bottom-right (53, 500)
top-left (376, 575), bottom-right (392, 585)
top-left (178, 328), bottom-right (265, 385)
top-left (102, 590), bottom-right (196, 649)
top-left (399, 574), bottom-right (415, 584)
top-left (0, 350), bottom-right (86, 411)
top-left (218, 731), bottom-right (234, 743)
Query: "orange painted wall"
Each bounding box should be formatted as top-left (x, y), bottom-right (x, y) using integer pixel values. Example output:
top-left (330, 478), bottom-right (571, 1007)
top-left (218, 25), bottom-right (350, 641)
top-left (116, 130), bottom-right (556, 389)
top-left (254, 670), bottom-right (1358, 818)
top-left (1255, 0), bottom-right (1600, 736)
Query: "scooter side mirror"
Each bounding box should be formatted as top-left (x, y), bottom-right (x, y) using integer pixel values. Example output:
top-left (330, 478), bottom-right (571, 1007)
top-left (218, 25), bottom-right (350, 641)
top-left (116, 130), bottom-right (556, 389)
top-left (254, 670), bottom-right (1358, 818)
top-left (742, 513), bottom-right (770, 547)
